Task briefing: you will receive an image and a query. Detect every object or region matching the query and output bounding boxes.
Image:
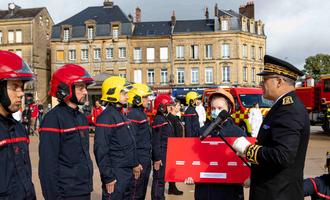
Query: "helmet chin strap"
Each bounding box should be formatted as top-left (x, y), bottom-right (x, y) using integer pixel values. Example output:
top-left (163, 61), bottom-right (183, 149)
top-left (69, 85), bottom-right (84, 106)
top-left (0, 81), bottom-right (13, 114)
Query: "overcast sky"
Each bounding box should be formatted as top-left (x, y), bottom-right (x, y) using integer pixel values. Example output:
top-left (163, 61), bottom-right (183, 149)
top-left (1, 0), bottom-right (329, 69)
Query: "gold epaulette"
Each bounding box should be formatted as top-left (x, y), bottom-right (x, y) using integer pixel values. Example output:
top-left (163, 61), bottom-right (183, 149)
top-left (282, 96), bottom-right (294, 105)
top-left (245, 144), bottom-right (262, 165)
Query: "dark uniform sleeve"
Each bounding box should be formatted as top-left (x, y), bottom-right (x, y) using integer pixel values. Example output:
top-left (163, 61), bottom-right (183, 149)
top-left (127, 112), bottom-right (141, 164)
top-left (184, 110), bottom-right (193, 137)
top-left (38, 113), bottom-right (61, 200)
top-left (304, 178), bottom-right (316, 197)
top-left (246, 107), bottom-right (303, 166)
top-left (94, 119), bottom-right (116, 184)
top-left (152, 116), bottom-right (163, 161)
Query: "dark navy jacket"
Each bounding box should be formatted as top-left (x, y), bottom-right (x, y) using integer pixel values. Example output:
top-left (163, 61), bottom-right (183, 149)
top-left (304, 174), bottom-right (330, 200)
top-left (127, 106), bottom-right (152, 164)
top-left (94, 104), bottom-right (138, 185)
top-left (0, 114), bottom-right (35, 199)
top-left (195, 118), bottom-right (246, 200)
top-left (183, 106), bottom-right (200, 137)
top-left (152, 113), bottom-right (173, 162)
top-left (39, 103), bottom-right (93, 199)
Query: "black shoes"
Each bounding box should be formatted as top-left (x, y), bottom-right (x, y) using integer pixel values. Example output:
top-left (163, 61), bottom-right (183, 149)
top-left (168, 182), bottom-right (184, 195)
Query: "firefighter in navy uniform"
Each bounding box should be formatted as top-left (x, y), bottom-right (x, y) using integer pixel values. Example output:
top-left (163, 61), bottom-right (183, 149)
top-left (183, 91), bottom-right (201, 137)
top-left (127, 83), bottom-right (153, 200)
top-left (304, 150), bottom-right (330, 200)
top-left (233, 55), bottom-right (310, 200)
top-left (151, 94), bottom-right (174, 200)
top-left (0, 50), bottom-right (36, 200)
top-left (94, 76), bottom-right (141, 200)
top-left (39, 64), bottom-right (94, 200)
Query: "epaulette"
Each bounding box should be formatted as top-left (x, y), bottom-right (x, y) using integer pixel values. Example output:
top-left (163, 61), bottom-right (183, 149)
top-left (282, 96), bottom-right (294, 105)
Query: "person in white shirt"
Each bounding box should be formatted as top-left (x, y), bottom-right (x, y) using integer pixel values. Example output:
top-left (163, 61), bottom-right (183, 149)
top-left (248, 103), bottom-right (263, 137)
top-left (195, 99), bottom-right (206, 127)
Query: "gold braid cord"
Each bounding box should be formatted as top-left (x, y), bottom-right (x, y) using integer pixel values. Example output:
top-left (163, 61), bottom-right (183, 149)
top-left (245, 144), bottom-right (262, 165)
top-left (264, 63), bottom-right (298, 80)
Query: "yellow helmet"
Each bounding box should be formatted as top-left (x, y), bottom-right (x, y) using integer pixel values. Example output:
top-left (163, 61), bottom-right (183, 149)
top-left (101, 76), bottom-right (132, 103)
top-left (128, 83), bottom-right (152, 106)
top-left (186, 91), bottom-right (201, 105)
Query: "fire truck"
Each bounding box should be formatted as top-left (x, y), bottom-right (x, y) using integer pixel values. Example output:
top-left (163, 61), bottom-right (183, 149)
top-left (203, 87), bottom-right (272, 136)
top-left (295, 75), bottom-right (330, 133)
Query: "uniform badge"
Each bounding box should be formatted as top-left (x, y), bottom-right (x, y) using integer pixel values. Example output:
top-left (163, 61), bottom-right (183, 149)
top-left (263, 124), bottom-right (270, 129)
top-left (282, 96), bottom-right (294, 105)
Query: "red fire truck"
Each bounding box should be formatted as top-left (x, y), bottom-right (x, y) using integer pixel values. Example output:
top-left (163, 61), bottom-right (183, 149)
top-left (203, 87), bottom-right (272, 136)
top-left (296, 75), bottom-right (330, 133)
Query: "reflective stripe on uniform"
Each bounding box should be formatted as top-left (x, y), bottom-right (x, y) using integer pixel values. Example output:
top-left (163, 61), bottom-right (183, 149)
top-left (152, 122), bottom-right (168, 129)
top-left (0, 137), bottom-right (30, 147)
top-left (39, 126), bottom-right (89, 133)
top-left (182, 113), bottom-right (197, 117)
top-left (310, 178), bottom-right (330, 199)
top-left (95, 121), bottom-right (131, 128)
top-left (129, 119), bottom-right (148, 124)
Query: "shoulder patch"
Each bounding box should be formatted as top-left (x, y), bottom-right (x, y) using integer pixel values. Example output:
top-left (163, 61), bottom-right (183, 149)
top-left (282, 96), bottom-right (294, 105)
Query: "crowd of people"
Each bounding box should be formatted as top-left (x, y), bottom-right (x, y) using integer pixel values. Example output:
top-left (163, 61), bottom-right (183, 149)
top-left (0, 49), bottom-right (329, 200)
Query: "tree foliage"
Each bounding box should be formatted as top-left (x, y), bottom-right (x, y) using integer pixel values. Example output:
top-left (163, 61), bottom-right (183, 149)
top-left (304, 54), bottom-right (330, 80)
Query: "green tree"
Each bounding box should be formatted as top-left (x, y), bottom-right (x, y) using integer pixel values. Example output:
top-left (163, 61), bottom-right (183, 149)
top-left (304, 54), bottom-right (330, 80)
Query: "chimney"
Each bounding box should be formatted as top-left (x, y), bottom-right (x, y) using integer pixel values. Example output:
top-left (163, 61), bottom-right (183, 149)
top-left (239, 1), bottom-right (254, 19)
top-left (214, 3), bottom-right (219, 17)
top-left (8, 3), bottom-right (20, 16)
top-left (171, 10), bottom-right (176, 27)
top-left (128, 13), bottom-right (133, 22)
top-left (103, 0), bottom-right (114, 8)
top-left (205, 7), bottom-right (209, 20)
top-left (135, 7), bottom-right (141, 23)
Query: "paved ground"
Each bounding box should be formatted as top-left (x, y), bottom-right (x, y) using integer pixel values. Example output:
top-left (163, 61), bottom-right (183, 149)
top-left (29, 126), bottom-right (329, 199)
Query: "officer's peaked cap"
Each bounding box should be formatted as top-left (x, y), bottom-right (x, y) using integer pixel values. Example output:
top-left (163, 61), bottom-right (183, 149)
top-left (257, 55), bottom-right (304, 81)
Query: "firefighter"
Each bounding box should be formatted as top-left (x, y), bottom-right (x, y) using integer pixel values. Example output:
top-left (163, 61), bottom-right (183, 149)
top-left (127, 83), bottom-right (153, 200)
top-left (233, 55), bottom-right (310, 200)
top-left (94, 76), bottom-right (141, 200)
top-left (304, 150), bottom-right (330, 200)
top-left (151, 94), bottom-right (175, 200)
top-left (185, 88), bottom-right (246, 200)
top-left (0, 50), bottom-right (36, 199)
top-left (184, 91), bottom-right (201, 137)
top-left (38, 64), bottom-right (94, 200)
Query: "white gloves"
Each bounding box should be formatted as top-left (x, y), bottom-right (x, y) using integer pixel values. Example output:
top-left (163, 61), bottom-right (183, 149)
top-left (233, 136), bottom-right (251, 157)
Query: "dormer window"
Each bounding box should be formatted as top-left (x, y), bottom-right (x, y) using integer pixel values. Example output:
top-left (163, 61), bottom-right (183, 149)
top-left (63, 28), bottom-right (70, 41)
top-left (242, 19), bottom-right (247, 32)
top-left (87, 26), bottom-right (94, 40)
top-left (221, 20), bottom-right (229, 31)
top-left (112, 24), bottom-right (119, 40)
top-left (250, 21), bottom-right (255, 34)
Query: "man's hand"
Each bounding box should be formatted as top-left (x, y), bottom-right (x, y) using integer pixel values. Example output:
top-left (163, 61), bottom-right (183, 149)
top-left (153, 160), bottom-right (162, 171)
top-left (184, 177), bottom-right (194, 185)
top-left (233, 136), bottom-right (251, 157)
top-left (133, 164), bottom-right (143, 180)
top-left (105, 180), bottom-right (117, 194)
top-left (243, 177), bottom-right (250, 188)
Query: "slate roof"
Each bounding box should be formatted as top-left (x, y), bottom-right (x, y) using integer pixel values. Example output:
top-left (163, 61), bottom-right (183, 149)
top-left (0, 7), bottom-right (44, 20)
top-left (173, 19), bottom-right (214, 33)
top-left (133, 21), bottom-right (172, 36)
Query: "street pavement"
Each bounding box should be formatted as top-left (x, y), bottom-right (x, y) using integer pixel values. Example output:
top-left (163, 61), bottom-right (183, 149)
top-left (29, 126), bottom-right (329, 199)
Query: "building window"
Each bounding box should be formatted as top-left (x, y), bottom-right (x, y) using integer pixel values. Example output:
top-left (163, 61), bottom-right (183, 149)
top-left (46, 19), bottom-right (49, 27)
top-left (147, 69), bottom-right (155, 85)
top-left (106, 48), bottom-right (113, 59)
top-left (112, 26), bottom-right (119, 39)
top-left (259, 47), bottom-right (263, 60)
top-left (68, 49), bottom-right (76, 61)
top-left (0, 31), bottom-right (2, 44)
top-left (222, 66), bottom-right (230, 82)
top-left (119, 47), bottom-right (126, 58)
top-left (87, 27), bottom-right (94, 40)
top-left (134, 69), bottom-right (142, 83)
top-left (250, 22), bottom-right (255, 34)
top-left (134, 47), bottom-right (142, 62)
top-left (147, 48), bottom-right (155, 62)
top-left (257, 25), bottom-right (262, 35)
top-left (63, 28), bottom-right (70, 41)
top-left (205, 68), bottom-right (213, 84)
top-left (243, 44), bottom-right (248, 59)
top-left (177, 68), bottom-right (185, 84)
top-left (160, 69), bottom-right (168, 85)
top-left (94, 48), bottom-right (101, 60)
top-left (243, 66), bottom-right (248, 82)
top-left (119, 72), bottom-right (127, 78)
top-left (205, 44), bottom-right (213, 59)
top-left (191, 68), bottom-right (199, 84)
top-left (251, 46), bottom-right (255, 60)
top-left (221, 20), bottom-right (229, 31)
top-left (221, 43), bottom-right (230, 59)
top-left (190, 45), bottom-right (199, 59)
top-left (56, 50), bottom-right (64, 61)
top-left (16, 30), bottom-right (22, 43)
top-left (160, 47), bottom-right (168, 62)
top-left (81, 49), bottom-right (88, 61)
top-left (176, 45), bottom-right (184, 59)
top-left (8, 31), bottom-right (14, 44)
top-left (15, 49), bottom-right (22, 58)
top-left (251, 67), bottom-right (256, 82)
top-left (242, 20), bottom-right (247, 32)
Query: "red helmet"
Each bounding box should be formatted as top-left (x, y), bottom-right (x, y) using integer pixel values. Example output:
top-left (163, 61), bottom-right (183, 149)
top-left (154, 94), bottom-right (174, 113)
top-left (49, 64), bottom-right (94, 102)
top-left (0, 50), bottom-right (34, 81)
